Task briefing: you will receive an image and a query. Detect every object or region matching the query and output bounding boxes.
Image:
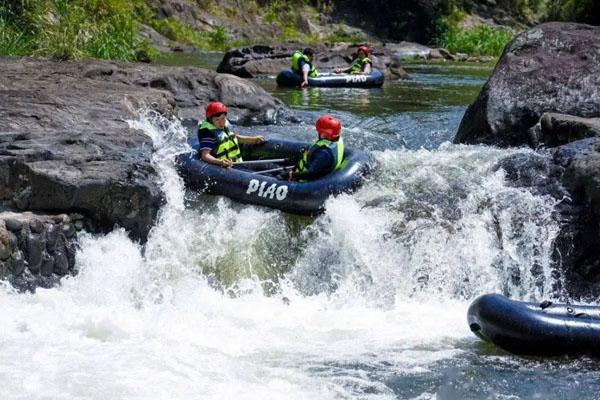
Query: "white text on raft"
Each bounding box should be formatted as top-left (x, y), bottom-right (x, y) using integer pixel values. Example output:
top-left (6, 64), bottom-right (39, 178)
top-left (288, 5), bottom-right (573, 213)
top-left (246, 179), bottom-right (289, 200)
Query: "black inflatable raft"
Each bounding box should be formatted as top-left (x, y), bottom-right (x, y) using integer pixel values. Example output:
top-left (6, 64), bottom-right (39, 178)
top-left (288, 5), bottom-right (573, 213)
top-left (276, 68), bottom-right (384, 88)
top-left (176, 137), bottom-right (372, 214)
top-left (468, 293), bottom-right (600, 357)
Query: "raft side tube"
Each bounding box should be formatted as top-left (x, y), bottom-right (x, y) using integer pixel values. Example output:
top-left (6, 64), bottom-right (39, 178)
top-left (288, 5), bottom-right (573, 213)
top-left (176, 137), bottom-right (372, 214)
top-left (468, 293), bottom-right (600, 357)
top-left (276, 68), bottom-right (385, 88)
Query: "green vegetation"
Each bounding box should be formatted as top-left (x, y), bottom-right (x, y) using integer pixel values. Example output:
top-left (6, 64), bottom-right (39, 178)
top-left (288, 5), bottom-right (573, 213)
top-left (323, 26), bottom-right (364, 44)
top-left (0, 0), bottom-right (156, 61)
top-left (0, 0), bottom-right (237, 61)
top-left (435, 11), bottom-right (515, 57)
top-left (437, 25), bottom-right (514, 57)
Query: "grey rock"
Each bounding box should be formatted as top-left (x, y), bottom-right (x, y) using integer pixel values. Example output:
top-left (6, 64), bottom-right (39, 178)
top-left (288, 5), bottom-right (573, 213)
top-left (0, 226), bottom-right (11, 260)
top-left (29, 219), bottom-right (45, 234)
top-left (455, 23), bottom-right (600, 147)
top-left (551, 137), bottom-right (600, 298)
top-left (25, 233), bottom-right (43, 273)
top-left (40, 251), bottom-right (54, 277)
top-left (1, 57), bottom-right (292, 245)
top-left (62, 223), bottom-right (76, 238)
top-left (53, 248), bottom-right (69, 276)
top-left (540, 113), bottom-right (600, 147)
top-left (386, 41), bottom-right (432, 59)
top-left (4, 218), bottom-right (23, 232)
top-left (11, 250), bottom-right (25, 276)
top-left (45, 224), bottom-right (59, 252)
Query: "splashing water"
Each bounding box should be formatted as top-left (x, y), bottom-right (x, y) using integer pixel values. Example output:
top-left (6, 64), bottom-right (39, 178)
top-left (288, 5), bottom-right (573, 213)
top-left (0, 98), bottom-right (576, 399)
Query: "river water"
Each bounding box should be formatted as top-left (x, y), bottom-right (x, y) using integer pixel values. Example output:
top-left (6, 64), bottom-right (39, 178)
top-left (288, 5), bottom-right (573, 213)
top-left (1, 60), bottom-right (600, 399)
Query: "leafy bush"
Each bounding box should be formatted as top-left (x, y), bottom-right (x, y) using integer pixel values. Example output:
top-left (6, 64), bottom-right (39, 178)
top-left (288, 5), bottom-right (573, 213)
top-left (438, 25), bottom-right (514, 56)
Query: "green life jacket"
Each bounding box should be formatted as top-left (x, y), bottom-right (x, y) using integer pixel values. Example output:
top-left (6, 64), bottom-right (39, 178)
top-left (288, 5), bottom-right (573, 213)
top-left (198, 120), bottom-right (242, 162)
top-left (350, 56), bottom-right (372, 74)
top-left (297, 137), bottom-right (344, 175)
top-left (291, 50), bottom-right (318, 77)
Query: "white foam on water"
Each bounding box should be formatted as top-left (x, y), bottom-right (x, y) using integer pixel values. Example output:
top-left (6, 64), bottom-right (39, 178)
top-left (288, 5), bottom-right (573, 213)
top-left (0, 113), bottom-right (561, 399)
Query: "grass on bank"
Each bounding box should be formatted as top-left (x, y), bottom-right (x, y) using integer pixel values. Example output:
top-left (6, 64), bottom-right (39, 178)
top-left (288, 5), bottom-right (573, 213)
top-left (0, 0), bottom-right (158, 61)
top-left (435, 11), bottom-right (515, 57)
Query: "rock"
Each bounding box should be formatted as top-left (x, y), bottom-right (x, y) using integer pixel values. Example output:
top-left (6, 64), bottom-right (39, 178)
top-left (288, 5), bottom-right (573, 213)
top-left (0, 226), bottom-right (11, 260)
top-left (428, 48), bottom-right (445, 60)
top-left (10, 250), bottom-right (25, 276)
top-left (25, 233), bottom-right (44, 273)
top-left (551, 137), bottom-right (600, 297)
top-left (296, 12), bottom-right (321, 36)
top-left (138, 24), bottom-right (173, 53)
top-left (1, 57), bottom-right (292, 246)
top-left (455, 23), bottom-right (600, 147)
top-left (29, 219), bottom-right (45, 234)
top-left (53, 247), bottom-right (69, 276)
top-left (539, 113), bottom-right (600, 147)
top-left (385, 41), bottom-right (432, 59)
top-left (217, 43), bottom-right (407, 80)
top-left (4, 218), bottom-right (23, 232)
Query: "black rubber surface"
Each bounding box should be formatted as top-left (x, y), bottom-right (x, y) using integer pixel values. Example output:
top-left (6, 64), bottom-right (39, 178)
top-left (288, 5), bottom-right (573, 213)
top-left (468, 293), bottom-right (600, 357)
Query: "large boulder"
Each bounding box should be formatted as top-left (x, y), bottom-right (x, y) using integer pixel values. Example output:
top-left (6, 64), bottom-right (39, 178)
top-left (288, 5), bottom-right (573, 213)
top-left (217, 43), bottom-right (408, 80)
top-left (0, 58), bottom-right (290, 237)
top-left (454, 23), bottom-right (600, 147)
top-left (551, 138), bottom-right (600, 298)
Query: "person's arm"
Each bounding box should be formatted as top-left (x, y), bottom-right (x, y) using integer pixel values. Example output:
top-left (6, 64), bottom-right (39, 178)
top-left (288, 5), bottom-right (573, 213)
top-left (237, 134), bottom-right (265, 145)
top-left (289, 148), bottom-right (333, 181)
top-left (335, 66), bottom-right (352, 74)
top-left (201, 149), bottom-right (232, 167)
top-left (362, 62), bottom-right (372, 74)
top-left (301, 63), bottom-right (310, 87)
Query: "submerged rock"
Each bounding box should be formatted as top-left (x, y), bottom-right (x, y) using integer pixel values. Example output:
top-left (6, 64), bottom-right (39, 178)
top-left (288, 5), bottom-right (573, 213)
top-left (454, 22), bottom-right (600, 147)
top-left (217, 43), bottom-right (408, 80)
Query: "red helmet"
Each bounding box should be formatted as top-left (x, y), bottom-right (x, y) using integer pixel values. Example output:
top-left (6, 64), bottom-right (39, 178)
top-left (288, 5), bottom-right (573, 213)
top-left (316, 114), bottom-right (342, 141)
top-left (205, 101), bottom-right (228, 119)
top-left (358, 46), bottom-right (369, 55)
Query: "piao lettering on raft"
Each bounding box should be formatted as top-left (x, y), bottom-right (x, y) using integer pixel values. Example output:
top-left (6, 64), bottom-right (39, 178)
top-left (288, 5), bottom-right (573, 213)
top-left (246, 179), bottom-right (288, 201)
top-left (345, 75), bottom-right (368, 83)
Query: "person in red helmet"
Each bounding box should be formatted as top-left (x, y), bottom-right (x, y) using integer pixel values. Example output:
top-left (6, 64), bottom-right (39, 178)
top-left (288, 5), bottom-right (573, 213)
top-left (197, 101), bottom-right (265, 168)
top-left (335, 45), bottom-right (372, 75)
top-left (288, 114), bottom-right (345, 181)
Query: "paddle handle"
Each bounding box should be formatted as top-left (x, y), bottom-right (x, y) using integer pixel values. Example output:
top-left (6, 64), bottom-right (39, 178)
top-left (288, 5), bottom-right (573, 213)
top-left (233, 158), bottom-right (287, 166)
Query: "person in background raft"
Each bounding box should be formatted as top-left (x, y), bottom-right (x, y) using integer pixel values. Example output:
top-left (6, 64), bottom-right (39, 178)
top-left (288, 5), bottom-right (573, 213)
top-left (197, 101), bottom-right (265, 168)
top-left (287, 114), bottom-right (344, 181)
top-left (291, 48), bottom-right (318, 88)
top-left (335, 46), bottom-right (372, 75)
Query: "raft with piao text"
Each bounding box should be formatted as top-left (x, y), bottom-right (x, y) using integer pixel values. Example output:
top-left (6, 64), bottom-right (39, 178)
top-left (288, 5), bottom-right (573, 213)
top-left (177, 137), bottom-right (372, 214)
top-left (468, 293), bottom-right (600, 357)
top-left (276, 68), bottom-right (384, 88)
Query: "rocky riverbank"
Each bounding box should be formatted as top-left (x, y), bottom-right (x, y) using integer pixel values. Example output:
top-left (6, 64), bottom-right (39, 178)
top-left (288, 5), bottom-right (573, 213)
top-left (453, 22), bottom-right (600, 298)
top-left (0, 56), bottom-right (293, 290)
